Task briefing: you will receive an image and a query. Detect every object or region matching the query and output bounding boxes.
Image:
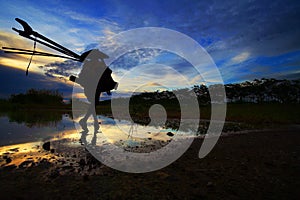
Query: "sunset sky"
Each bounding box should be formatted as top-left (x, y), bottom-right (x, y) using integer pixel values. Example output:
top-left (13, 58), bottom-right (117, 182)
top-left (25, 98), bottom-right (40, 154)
top-left (0, 0), bottom-right (299, 99)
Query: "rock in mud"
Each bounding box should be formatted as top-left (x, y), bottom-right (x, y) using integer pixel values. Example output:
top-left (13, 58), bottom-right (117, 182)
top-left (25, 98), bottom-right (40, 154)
top-left (19, 160), bottom-right (34, 168)
top-left (79, 159), bottom-right (86, 166)
top-left (207, 181), bottom-right (215, 187)
top-left (42, 141), bottom-right (51, 151)
top-left (167, 132), bottom-right (174, 137)
top-left (5, 157), bottom-right (12, 164)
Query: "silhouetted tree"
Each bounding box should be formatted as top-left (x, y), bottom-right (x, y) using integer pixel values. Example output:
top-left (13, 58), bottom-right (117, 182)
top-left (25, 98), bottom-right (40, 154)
top-left (9, 89), bottom-right (64, 105)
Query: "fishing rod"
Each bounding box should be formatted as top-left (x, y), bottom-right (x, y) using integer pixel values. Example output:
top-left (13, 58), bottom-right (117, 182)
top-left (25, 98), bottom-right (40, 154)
top-left (3, 47), bottom-right (81, 61)
top-left (1, 18), bottom-right (85, 75)
top-left (12, 18), bottom-right (81, 59)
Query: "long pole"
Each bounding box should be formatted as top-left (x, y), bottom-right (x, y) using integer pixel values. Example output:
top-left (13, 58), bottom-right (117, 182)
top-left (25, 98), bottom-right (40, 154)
top-left (12, 18), bottom-right (81, 60)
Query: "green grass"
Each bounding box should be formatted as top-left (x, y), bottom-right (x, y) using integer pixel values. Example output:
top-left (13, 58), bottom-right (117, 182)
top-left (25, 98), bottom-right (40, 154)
top-left (1, 100), bottom-right (299, 125)
top-left (225, 103), bottom-right (300, 124)
top-left (97, 102), bottom-right (300, 125)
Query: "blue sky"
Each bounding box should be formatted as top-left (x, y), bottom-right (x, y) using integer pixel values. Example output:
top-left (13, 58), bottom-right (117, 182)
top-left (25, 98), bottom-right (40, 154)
top-left (0, 0), bottom-right (300, 98)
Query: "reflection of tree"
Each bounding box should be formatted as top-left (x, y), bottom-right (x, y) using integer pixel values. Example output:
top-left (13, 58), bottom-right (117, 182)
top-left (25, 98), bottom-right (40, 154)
top-left (0, 89), bottom-right (70, 127)
top-left (5, 110), bottom-right (66, 128)
top-left (129, 92), bottom-right (181, 120)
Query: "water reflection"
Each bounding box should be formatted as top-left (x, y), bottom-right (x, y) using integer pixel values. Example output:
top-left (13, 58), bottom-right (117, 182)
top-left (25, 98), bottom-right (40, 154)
top-left (0, 108), bottom-right (205, 150)
top-left (3, 110), bottom-right (73, 127)
top-left (75, 115), bottom-right (194, 154)
top-left (0, 141), bottom-right (53, 167)
top-left (0, 128), bottom-right (85, 171)
top-left (0, 110), bottom-right (249, 171)
top-left (0, 109), bottom-right (196, 172)
top-left (0, 111), bottom-right (74, 146)
top-left (0, 109), bottom-right (182, 148)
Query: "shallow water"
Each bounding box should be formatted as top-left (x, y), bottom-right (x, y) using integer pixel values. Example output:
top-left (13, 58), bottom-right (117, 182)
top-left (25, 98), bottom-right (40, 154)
top-left (0, 112), bottom-right (191, 147)
top-left (0, 110), bottom-right (253, 171)
top-left (0, 111), bottom-right (193, 169)
top-left (0, 114), bottom-right (74, 146)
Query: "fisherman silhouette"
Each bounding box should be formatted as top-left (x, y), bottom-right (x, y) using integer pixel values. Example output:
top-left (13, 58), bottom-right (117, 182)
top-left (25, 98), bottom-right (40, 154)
top-left (70, 49), bottom-right (118, 132)
top-left (3, 18), bottom-right (118, 134)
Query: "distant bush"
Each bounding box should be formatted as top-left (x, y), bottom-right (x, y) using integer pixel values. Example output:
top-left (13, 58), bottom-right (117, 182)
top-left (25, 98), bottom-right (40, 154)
top-left (9, 89), bottom-right (63, 105)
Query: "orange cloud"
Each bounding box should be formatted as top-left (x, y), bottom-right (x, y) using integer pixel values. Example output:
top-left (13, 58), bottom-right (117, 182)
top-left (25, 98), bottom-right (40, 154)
top-left (0, 31), bottom-right (65, 73)
top-left (72, 92), bottom-right (86, 99)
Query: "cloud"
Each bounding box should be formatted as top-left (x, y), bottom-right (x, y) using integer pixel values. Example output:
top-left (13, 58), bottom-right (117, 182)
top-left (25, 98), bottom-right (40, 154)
top-left (109, 48), bottom-right (163, 71)
top-left (63, 10), bottom-right (119, 28)
top-left (231, 52), bottom-right (250, 63)
top-left (219, 50), bottom-right (300, 83)
top-left (0, 31), bottom-right (32, 48)
top-left (199, 1), bottom-right (300, 60)
top-left (40, 60), bottom-right (81, 80)
top-left (0, 65), bottom-right (73, 98)
top-left (53, 9), bottom-right (122, 49)
top-left (114, 63), bottom-right (197, 92)
top-left (147, 82), bottom-right (161, 86)
top-left (0, 31), bottom-right (68, 73)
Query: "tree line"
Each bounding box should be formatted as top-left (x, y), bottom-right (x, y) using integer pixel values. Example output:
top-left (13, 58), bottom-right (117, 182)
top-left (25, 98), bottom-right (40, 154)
top-left (224, 78), bottom-right (299, 103)
top-left (2, 78), bottom-right (300, 106)
top-left (8, 89), bottom-right (64, 105)
top-left (130, 78), bottom-right (300, 104)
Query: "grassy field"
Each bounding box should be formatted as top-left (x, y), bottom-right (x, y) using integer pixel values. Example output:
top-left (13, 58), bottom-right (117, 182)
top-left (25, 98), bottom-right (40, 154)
top-left (97, 101), bottom-right (300, 125)
top-left (225, 103), bottom-right (300, 124)
top-left (1, 99), bottom-right (299, 126)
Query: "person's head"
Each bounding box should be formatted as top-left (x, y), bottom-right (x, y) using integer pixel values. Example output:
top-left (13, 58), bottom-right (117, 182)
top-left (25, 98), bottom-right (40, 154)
top-left (79, 49), bottom-right (109, 62)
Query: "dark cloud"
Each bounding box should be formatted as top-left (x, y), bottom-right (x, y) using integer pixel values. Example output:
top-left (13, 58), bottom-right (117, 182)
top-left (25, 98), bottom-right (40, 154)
top-left (277, 72), bottom-right (300, 80)
top-left (110, 48), bottom-right (163, 70)
top-left (113, 0), bottom-right (300, 57)
top-left (0, 65), bottom-right (73, 98)
top-left (41, 60), bottom-right (81, 78)
top-left (44, 72), bottom-right (56, 78)
top-left (39, 43), bottom-right (107, 78)
top-left (179, 0), bottom-right (300, 57)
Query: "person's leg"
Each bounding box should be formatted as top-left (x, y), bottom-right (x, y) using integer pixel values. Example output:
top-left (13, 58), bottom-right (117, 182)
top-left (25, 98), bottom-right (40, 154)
top-left (79, 89), bottom-right (101, 131)
top-left (79, 90), bottom-right (94, 131)
top-left (92, 91), bottom-right (101, 131)
top-left (79, 105), bottom-right (91, 131)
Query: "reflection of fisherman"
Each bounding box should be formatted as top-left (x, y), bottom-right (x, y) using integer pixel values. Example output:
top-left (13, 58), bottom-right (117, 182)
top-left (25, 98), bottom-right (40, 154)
top-left (70, 49), bottom-right (118, 131)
